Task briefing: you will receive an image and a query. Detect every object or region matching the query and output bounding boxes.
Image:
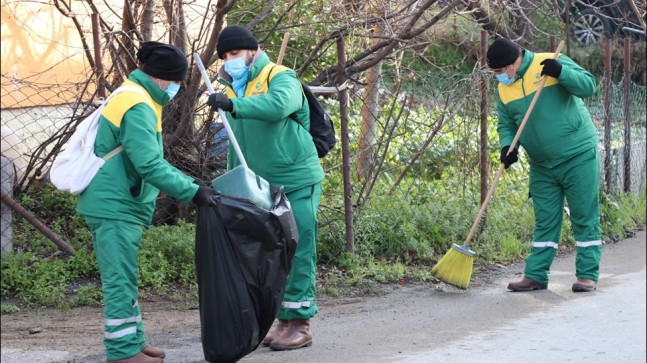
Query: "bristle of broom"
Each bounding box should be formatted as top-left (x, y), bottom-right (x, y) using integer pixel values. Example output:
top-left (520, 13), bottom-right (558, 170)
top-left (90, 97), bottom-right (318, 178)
top-left (431, 244), bottom-right (475, 289)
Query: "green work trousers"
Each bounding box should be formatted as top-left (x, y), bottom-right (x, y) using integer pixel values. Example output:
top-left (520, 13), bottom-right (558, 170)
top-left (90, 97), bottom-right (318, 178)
top-left (524, 147), bottom-right (602, 285)
top-left (277, 182), bottom-right (322, 320)
top-left (85, 216), bottom-right (147, 361)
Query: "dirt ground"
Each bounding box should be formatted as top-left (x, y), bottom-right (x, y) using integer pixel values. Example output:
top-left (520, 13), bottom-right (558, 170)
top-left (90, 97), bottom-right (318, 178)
top-left (1, 230), bottom-right (644, 363)
top-left (0, 262), bottom-right (508, 362)
top-left (0, 297), bottom-right (194, 360)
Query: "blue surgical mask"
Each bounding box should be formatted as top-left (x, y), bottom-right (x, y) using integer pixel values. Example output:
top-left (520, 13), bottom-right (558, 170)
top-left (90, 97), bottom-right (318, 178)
top-left (224, 56), bottom-right (249, 79)
top-left (165, 82), bottom-right (181, 99)
top-left (496, 66), bottom-right (516, 86)
top-left (224, 56), bottom-right (250, 97)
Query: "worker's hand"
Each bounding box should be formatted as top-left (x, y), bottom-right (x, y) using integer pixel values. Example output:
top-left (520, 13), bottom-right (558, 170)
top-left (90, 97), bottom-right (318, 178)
top-left (500, 145), bottom-right (519, 169)
top-left (540, 59), bottom-right (562, 78)
top-left (192, 185), bottom-right (218, 207)
top-left (193, 178), bottom-right (208, 187)
top-left (207, 93), bottom-right (233, 112)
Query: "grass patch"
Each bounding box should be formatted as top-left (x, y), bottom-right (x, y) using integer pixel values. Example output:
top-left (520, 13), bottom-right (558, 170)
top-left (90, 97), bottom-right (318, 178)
top-left (70, 283), bottom-right (102, 307)
top-left (1, 302), bottom-right (20, 314)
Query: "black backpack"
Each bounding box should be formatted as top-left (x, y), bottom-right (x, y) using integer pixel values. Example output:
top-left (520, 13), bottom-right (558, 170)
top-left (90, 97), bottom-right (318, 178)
top-left (293, 82), bottom-right (336, 158)
top-left (267, 66), bottom-right (336, 158)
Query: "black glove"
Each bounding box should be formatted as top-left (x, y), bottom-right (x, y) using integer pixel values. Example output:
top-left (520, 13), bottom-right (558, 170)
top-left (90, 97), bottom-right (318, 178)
top-left (500, 145), bottom-right (519, 169)
top-left (207, 93), bottom-right (233, 112)
top-left (540, 59), bottom-right (562, 78)
top-left (192, 186), bottom-right (218, 207)
top-left (193, 178), bottom-right (207, 187)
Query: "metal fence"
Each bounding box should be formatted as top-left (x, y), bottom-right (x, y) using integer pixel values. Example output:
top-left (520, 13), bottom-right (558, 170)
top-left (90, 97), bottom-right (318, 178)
top-left (2, 37), bottom-right (646, 259)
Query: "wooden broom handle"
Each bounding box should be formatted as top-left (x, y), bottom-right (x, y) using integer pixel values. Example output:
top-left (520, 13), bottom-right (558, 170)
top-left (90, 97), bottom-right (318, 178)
top-left (462, 40), bottom-right (565, 246)
top-left (276, 0), bottom-right (297, 66)
top-left (506, 40), bottom-right (565, 152)
top-left (276, 32), bottom-right (290, 66)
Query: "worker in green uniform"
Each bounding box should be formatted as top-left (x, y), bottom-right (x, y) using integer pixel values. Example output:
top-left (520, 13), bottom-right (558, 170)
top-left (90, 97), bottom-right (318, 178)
top-left (206, 25), bottom-right (324, 350)
top-left (77, 42), bottom-right (218, 363)
top-left (486, 38), bottom-right (602, 293)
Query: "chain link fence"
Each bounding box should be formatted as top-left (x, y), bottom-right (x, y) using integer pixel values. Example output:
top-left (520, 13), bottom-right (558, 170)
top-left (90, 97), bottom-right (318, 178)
top-left (1, 3), bottom-right (645, 260)
top-left (2, 68), bottom-right (646, 261)
top-left (586, 77), bottom-right (647, 195)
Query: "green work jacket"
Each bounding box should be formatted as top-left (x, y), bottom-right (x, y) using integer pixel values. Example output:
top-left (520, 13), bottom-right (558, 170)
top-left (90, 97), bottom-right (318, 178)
top-left (77, 69), bottom-right (198, 225)
top-left (496, 50), bottom-right (598, 168)
top-left (217, 51), bottom-right (324, 192)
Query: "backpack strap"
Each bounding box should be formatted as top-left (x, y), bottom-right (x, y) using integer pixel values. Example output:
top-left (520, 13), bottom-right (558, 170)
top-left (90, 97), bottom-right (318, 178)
top-left (102, 145), bottom-right (124, 161)
top-left (264, 64), bottom-right (306, 124)
top-left (264, 63), bottom-right (290, 88)
top-left (266, 65), bottom-right (277, 88)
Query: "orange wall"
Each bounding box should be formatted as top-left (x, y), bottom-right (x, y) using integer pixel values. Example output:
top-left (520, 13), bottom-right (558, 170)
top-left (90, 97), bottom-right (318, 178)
top-left (1, 1), bottom-right (92, 109)
top-left (1, 0), bottom-right (217, 109)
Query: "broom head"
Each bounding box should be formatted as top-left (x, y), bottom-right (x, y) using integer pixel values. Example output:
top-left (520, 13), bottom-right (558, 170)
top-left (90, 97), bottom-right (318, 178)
top-left (431, 243), bottom-right (475, 289)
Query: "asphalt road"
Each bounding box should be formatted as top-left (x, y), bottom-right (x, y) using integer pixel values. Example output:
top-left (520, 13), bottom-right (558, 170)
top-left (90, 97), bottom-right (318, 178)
top-left (2, 230), bottom-right (645, 363)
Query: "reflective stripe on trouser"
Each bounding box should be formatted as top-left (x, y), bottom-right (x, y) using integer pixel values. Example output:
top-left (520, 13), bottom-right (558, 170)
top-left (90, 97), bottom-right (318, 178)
top-left (525, 148), bottom-right (602, 285)
top-left (277, 183), bottom-right (322, 320)
top-left (85, 216), bottom-right (147, 361)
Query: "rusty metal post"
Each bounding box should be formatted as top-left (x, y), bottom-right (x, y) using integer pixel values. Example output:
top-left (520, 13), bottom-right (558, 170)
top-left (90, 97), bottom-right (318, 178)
top-left (1, 157), bottom-right (14, 257)
top-left (92, 12), bottom-right (105, 98)
top-left (603, 39), bottom-right (612, 192)
top-left (336, 34), bottom-right (354, 253)
top-left (0, 190), bottom-right (76, 255)
top-left (480, 31), bottom-right (489, 210)
top-left (565, 0), bottom-right (571, 57)
top-left (623, 38), bottom-right (632, 193)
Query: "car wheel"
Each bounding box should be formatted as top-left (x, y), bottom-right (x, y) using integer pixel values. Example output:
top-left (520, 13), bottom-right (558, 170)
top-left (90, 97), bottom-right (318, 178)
top-left (571, 8), bottom-right (613, 46)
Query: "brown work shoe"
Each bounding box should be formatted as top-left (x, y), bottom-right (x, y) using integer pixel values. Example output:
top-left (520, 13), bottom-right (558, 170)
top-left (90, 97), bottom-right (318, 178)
top-left (507, 277), bottom-right (547, 292)
top-left (107, 352), bottom-right (163, 363)
top-left (261, 319), bottom-right (289, 347)
top-left (269, 319), bottom-right (313, 351)
top-left (141, 344), bottom-right (165, 358)
top-left (572, 278), bottom-right (596, 292)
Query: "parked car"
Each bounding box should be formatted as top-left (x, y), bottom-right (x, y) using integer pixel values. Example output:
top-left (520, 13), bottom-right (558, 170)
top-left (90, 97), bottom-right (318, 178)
top-left (558, 0), bottom-right (645, 45)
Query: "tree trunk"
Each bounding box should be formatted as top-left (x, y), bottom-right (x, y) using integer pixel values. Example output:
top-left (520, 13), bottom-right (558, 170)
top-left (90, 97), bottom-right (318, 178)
top-left (140, 0), bottom-right (155, 41)
top-left (510, 0), bottom-right (533, 47)
top-left (356, 16), bottom-right (383, 181)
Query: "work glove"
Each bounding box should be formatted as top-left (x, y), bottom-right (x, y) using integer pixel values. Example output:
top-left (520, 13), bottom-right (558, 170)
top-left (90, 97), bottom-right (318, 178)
top-left (500, 145), bottom-right (519, 169)
top-left (192, 185), bottom-right (218, 207)
top-left (540, 59), bottom-right (562, 78)
top-left (207, 93), bottom-right (233, 112)
top-left (193, 178), bottom-right (207, 187)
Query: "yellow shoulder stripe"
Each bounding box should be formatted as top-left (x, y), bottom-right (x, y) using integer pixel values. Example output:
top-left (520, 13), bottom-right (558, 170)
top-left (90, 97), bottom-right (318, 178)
top-left (245, 63), bottom-right (290, 97)
top-left (101, 81), bottom-right (161, 131)
top-left (498, 53), bottom-right (559, 105)
top-left (224, 63), bottom-right (292, 98)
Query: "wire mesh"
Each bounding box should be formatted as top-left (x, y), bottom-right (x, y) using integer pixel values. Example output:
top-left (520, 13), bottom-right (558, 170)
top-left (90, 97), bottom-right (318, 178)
top-left (2, 70), bottom-right (646, 260)
top-left (1, 1), bottom-right (645, 261)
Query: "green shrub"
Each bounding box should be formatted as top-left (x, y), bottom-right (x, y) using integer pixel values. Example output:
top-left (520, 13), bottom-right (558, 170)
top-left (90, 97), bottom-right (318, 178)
top-left (2, 185), bottom-right (197, 307)
top-left (138, 220), bottom-right (197, 290)
top-left (71, 283), bottom-right (103, 307)
top-left (601, 188), bottom-right (647, 242)
top-left (1, 253), bottom-right (69, 307)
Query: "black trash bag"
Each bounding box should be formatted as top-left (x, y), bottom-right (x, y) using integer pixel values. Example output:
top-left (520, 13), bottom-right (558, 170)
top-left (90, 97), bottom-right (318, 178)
top-left (195, 186), bottom-right (298, 363)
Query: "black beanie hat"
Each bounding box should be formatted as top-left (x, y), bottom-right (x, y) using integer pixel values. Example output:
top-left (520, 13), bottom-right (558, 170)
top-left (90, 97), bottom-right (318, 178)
top-left (139, 42), bottom-right (188, 81)
top-left (486, 38), bottom-right (521, 69)
top-left (217, 25), bottom-right (258, 59)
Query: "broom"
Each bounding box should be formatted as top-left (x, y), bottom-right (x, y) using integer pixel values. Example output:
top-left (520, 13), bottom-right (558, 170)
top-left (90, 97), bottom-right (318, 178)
top-left (431, 40), bottom-right (565, 289)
